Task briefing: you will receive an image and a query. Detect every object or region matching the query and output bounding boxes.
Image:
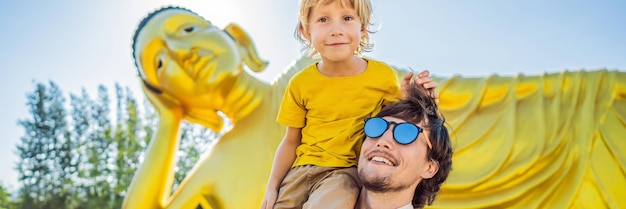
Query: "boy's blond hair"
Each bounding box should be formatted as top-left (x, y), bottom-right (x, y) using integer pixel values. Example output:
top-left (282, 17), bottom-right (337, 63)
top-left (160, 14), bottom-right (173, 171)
top-left (295, 0), bottom-right (375, 55)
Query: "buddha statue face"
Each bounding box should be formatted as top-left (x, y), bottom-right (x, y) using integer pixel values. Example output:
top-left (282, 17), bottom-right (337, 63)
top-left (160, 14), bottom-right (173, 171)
top-left (133, 7), bottom-right (272, 131)
top-left (133, 8), bottom-right (243, 112)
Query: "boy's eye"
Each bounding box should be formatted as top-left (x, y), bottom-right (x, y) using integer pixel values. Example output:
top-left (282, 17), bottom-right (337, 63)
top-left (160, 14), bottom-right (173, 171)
top-left (318, 17), bottom-right (328, 23)
top-left (344, 16), bottom-right (354, 21)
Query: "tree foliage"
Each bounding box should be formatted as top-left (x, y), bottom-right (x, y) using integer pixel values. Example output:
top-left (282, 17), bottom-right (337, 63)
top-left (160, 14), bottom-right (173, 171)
top-left (0, 183), bottom-right (17, 209)
top-left (11, 81), bottom-right (215, 208)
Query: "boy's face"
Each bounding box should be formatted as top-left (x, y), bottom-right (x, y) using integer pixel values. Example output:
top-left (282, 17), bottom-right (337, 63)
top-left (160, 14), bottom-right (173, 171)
top-left (304, 1), bottom-right (365, 62)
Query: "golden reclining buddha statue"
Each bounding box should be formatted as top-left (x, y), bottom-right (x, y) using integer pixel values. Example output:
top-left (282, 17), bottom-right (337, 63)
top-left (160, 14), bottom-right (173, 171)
top-left (125, 6), bottom-right (626, 209)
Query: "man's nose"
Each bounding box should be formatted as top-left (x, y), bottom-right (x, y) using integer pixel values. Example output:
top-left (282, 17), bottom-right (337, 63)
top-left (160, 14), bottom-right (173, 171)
top-left (376, 127), bottom-right (395, 150)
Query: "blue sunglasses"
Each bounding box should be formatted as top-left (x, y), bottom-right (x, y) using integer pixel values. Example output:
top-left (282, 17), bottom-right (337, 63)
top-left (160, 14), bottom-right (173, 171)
top-left (364, 117), bottom-right (430, 148)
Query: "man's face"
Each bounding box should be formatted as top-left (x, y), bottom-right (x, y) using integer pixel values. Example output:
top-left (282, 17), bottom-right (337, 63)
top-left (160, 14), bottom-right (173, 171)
top-left (358, 116), bottom-right (436, 192)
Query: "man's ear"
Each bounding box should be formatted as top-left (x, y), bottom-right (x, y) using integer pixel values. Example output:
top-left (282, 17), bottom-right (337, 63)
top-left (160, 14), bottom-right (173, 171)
top-left (421, 160), bottom-right (439, 179)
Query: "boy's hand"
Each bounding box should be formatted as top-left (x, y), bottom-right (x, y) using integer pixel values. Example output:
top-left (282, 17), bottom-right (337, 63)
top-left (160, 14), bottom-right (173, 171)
top-left (260, 189), bottom-right (278, 209)
top-left (401, 70), bottom-right (439, 99)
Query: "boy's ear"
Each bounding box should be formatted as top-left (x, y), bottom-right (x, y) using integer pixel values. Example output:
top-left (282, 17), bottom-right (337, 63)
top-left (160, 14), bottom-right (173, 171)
top-left (301, 25), bottom-right (311, 41)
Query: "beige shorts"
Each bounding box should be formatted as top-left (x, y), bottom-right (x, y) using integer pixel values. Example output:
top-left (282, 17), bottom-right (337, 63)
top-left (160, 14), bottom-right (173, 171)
top-left (274, 165), bottom-right (360, 209)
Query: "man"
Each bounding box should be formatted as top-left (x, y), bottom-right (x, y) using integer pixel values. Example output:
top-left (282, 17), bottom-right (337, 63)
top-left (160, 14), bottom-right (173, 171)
top-left (356, 83), bottom-right (454, 209)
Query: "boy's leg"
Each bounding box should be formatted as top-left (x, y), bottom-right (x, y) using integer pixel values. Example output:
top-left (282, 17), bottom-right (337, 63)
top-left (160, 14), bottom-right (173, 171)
top-left (303, 167), bottom-right (360, 209)
top-left (274, 165), bottom-right (312, 209)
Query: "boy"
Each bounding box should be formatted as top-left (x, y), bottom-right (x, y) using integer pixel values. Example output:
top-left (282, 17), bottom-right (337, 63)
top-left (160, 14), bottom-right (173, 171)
top-left (262, 0), bottom-right (437, 208)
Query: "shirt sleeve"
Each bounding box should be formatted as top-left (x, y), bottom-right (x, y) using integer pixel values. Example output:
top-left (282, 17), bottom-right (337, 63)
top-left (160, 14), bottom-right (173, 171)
top-left (276, 79), bottom-right (306, 128)
top-left (383, 69), bottom-right (402, 106)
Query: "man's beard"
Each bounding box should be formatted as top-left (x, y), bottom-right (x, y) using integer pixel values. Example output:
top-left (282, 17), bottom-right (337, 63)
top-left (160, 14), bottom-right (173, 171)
top-left (359, 167), bottom-right (410, 193)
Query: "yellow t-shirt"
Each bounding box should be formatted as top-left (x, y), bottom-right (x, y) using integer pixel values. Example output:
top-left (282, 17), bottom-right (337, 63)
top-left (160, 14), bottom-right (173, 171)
top-left (277, 59), bottom-right (401, 168)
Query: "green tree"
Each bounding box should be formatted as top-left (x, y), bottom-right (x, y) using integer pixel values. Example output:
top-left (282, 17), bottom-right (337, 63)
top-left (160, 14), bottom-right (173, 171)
top-left (0, 183), bottom-right (16, 209)
top-left (16, 81), bottom-right (71, 209)
top-left (174, 122), bottom-right (217, 191)
top-left (82, 85), bottom-right (116, 209)
top-left (15, 81), bottom-right (221, 208)
top-left (69, 89), bottom-right (90, 208)
top-left (69, 87), bottom-right (108, 209)
top-left (110, 84), bottom-right (145, 208)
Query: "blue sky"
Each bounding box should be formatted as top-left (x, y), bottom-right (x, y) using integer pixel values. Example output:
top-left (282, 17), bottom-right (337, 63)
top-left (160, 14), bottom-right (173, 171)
top-left (0, 0), bottom-right (624, 191)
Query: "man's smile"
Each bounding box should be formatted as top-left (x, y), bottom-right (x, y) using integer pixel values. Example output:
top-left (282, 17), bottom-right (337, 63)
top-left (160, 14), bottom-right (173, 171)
top-left (366, 150), bottom-right (398, 167)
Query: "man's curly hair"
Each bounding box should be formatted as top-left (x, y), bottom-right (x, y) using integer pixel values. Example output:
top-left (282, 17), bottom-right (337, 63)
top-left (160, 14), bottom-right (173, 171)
top-left (375, 83), bottom-right (454, 209)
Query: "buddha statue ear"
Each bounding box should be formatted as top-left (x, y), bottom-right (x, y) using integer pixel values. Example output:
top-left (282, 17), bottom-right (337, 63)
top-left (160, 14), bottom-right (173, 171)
top-left (223, 23), bottom-right (268, 72)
